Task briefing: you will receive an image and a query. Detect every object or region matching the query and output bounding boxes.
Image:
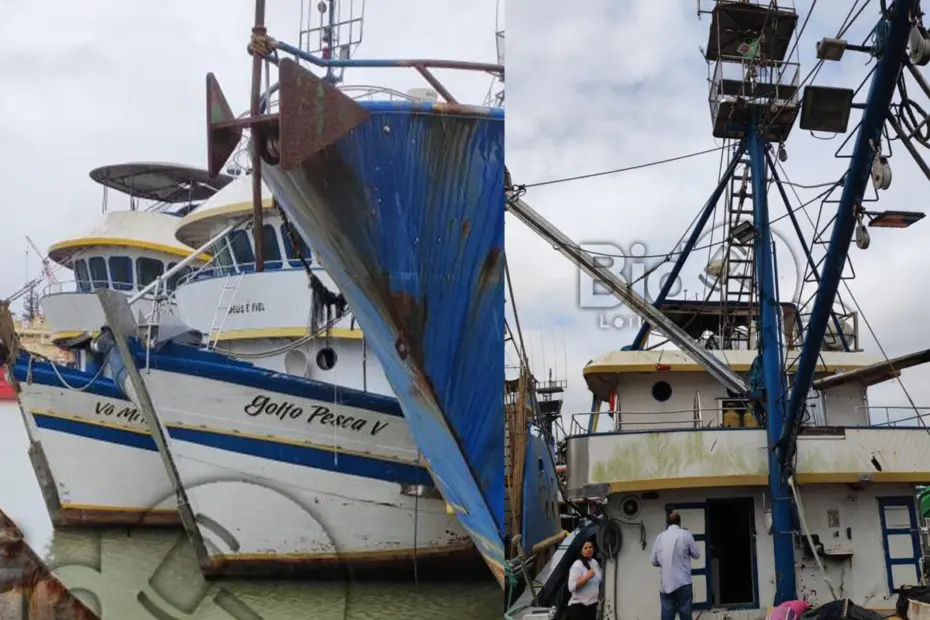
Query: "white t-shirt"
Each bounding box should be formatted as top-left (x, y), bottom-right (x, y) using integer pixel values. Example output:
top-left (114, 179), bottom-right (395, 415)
top-left (567, 558), bottom-right (602, 606)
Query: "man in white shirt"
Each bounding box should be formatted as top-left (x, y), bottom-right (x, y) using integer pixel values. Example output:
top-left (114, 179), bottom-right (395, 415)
top-left (650, 511), bottom-right (701, 620)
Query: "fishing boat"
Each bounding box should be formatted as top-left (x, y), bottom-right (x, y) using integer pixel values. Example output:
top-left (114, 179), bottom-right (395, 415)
top-left (202, 5), bottom-right (508, 581)
top-left (0, 162), bottom-right (229, 527)
top-left (506, 1), bottom-right (930, 617)
top-left (93, 172), bottom-right (480, 579)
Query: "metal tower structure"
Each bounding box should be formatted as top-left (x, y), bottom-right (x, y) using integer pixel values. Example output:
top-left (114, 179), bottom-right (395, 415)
top-left (508, 0), bottom-right (929, 606)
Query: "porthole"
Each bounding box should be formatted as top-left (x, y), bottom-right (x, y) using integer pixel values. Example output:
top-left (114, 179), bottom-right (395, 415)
top-left (652, 380), bottom-right (672, 402)
top-left (316, 347), bottom-right (337, 371)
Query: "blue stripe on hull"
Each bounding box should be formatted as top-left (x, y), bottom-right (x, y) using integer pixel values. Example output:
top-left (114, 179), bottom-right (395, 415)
top-left (33, 412), bottom-right (157, 451)
top-left (263, 103), bottom-right (506, 570)
top-left (31, 413), bottom-right (429, 485)
top-left (169, 426), bottom-right (430, 485)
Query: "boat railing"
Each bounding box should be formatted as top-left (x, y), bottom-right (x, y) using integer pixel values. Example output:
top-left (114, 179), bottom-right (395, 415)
top-left (568, 406), bottom-right (760, 436)
top-left (266, 38), bottom-right (504, 106)
top-left (860, 406), bottom-right (930, 428)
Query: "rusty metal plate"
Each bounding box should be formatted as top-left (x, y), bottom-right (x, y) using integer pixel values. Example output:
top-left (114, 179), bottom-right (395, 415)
top-left (277, 58), bottom-right (371, 170)
top-left (206, 72), bottom-right (243, 179)
top-left (0, 509), bottom-right (99, 619)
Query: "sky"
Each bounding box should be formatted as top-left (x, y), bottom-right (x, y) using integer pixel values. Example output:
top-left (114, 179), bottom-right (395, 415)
top-left (505, 0), bottom-right (930, 424)
top-left (0, 0), bottom-right (500, 544)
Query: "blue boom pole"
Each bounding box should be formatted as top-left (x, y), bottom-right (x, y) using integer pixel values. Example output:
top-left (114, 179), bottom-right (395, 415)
top-left (747, 122), bottom-right (795, 603)
top-left (780, 0), bottom-right (915, 461)
top-left (630, 141), bottom-right (748, 350)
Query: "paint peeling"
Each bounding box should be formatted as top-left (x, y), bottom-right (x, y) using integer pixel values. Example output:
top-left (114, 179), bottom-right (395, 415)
top-left (262, 96), bottom-right (507, 579)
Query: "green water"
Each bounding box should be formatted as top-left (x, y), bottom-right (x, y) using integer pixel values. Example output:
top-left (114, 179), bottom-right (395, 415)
top-left (45, 527), bottom-right (500, 619)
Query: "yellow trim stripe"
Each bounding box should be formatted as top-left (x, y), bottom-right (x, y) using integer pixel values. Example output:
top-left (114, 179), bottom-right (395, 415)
top-left (47, 237), bottom-right (210, 261)
top-left (214, 327), bottom-right (364, 341)
top-left (607, 471), bottom-right (930, 493)
top-left (50, 330), bottom-right (93, 342)
top-left (177, 199), bottom-right (274, 234)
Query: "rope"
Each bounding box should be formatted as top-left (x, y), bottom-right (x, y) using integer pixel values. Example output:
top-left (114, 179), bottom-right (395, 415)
top-left (789, 475), bottom-right (839, 601)
top-left (871, 16), bottom-right (892, 58)
top-left (32, 351), bottom-right (109, 393)
top-left (247, 33), bottom-right (277, 58)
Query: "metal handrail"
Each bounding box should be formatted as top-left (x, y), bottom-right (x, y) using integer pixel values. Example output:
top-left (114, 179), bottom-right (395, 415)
top-left (270, 39), bottom-right (503, 106)
top-left (568, 406), bottom-right (757, 436)
top-left (858, 406), bottom-right (930, 427)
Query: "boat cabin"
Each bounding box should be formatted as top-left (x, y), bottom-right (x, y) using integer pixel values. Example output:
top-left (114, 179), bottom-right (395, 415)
top-left (39, 163), bottom-right (231, 347)
top-left (171, 173), bottom-right (385, 392)
top-left (565, 300), bottom-right (930, 617)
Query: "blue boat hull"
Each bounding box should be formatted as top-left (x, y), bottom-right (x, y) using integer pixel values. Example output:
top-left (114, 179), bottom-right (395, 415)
top-left (263, 101), bottom-right (506, 581)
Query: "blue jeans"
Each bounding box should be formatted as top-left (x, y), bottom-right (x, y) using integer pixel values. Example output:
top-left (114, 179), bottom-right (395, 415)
top-left (660, 584), bottom-right (693, 620)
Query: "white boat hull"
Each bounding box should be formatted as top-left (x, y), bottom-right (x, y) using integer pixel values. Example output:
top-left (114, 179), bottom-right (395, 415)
top-left (16, 378), bottom-right (178, 526)
top-left (121, 365), bottom-right (479, 577)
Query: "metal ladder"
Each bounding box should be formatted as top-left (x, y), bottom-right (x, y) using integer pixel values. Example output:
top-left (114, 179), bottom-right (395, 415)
top-left (721, 153), bottom-right (757, 349)
top-left (207, 274), bottom-right (243, 348)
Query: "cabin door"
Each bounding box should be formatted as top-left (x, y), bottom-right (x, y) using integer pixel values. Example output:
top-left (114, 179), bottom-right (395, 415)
top-left (878, 496), bottom-right (922, 593)
top-left (665, 502), bottom-right (710, 608)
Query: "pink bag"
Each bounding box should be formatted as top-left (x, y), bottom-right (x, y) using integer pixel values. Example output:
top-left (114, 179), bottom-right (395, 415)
top-left (769, 600), bottom-right (812, 620)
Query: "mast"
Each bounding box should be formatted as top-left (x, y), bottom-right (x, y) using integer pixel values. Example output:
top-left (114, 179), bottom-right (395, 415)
top-left (780, 0), bottom-right (916, 468)
top-left (699, 0), bottom-right (804, 601)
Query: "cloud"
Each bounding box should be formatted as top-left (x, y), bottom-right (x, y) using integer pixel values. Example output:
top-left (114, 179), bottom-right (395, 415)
top-left (505, 0), bottom-right (930, 422)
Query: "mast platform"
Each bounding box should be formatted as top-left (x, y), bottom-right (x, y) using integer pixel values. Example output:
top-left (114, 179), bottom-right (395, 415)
top-left (702, 0), bottom-right (798, 62)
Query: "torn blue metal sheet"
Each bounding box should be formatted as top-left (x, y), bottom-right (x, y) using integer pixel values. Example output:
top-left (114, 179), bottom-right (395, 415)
top-left (520, 432), bottom-right (561, 555)
top-left (263, 100), bottom-right (506, 582)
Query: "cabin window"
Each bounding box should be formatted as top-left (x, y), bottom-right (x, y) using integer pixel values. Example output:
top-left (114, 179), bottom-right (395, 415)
top-left (165, 262), bottom-right (193, 293)
top-left (136, 257), bottom-right (164, 288)
top-left (73, 259), bottom-right (90, 292)
top-left (108, 257), bottom-right (133, 291)
top-left (210, 239), bottom-right (236, 275)
top-left (281, 225), bottom-right (312, 267)
top-left (229, 230), bottom-right (254, 271)
top-left (651, 380), bottom-right (672, 403)
top-left (87, 257), bottom-right (109, 290)
top-left (261, 224), bottom-right (283, 269)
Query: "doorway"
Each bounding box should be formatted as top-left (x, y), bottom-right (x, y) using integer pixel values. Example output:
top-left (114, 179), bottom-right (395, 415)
top-left (707, 497), bottom-right (757, 607)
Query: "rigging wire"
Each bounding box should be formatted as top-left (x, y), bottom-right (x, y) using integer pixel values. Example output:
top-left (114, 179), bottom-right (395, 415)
top-left (577, 180), bottom-right (839, 261)
top-left (518, 145), bottom-right (728, 189)
top-left (839, 278), bottom-right (928, 433)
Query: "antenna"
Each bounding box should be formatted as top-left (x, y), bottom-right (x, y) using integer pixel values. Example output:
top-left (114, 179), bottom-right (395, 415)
top-left (490, 0), bottom-right (504, 107)
top-left (299, 0), bottom-right (366, 84)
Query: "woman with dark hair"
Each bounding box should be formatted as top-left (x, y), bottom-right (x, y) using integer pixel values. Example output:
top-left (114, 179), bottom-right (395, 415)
top-left (566, 540), bottom-right (601, 620)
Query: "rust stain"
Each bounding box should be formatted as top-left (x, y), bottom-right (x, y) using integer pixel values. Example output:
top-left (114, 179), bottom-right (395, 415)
top-left (460, 218), bottom-right (471, 239)
top-left (53, 507), bottom-right (180, 528)
top-left (0, 508), bottom-right (99, 619)
top-left (203, 544), bottom-right (486, 581)
top-left (476, 247), bottom-right (503, 292)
